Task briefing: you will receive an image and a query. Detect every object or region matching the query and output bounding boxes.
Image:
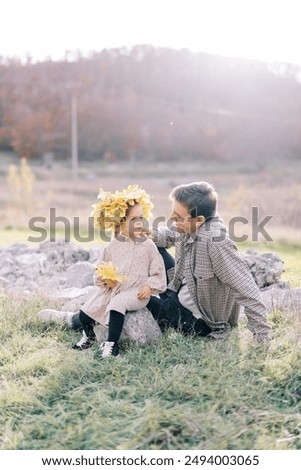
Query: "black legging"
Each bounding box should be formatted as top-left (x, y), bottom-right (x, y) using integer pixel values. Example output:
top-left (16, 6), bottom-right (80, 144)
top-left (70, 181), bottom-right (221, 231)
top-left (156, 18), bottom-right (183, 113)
top-left (78, 310), bottom-right (96, 339)
top-left (79, 309), bottom-right (124, 343)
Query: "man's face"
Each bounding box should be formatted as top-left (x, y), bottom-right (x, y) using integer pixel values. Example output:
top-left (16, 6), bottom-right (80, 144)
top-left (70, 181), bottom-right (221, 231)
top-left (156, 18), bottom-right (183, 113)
top-left (170, 200), bottom-right (202, 234)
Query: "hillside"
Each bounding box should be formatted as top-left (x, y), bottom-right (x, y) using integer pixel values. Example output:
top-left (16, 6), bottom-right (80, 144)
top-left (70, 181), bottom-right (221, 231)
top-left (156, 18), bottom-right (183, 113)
top-left (1, 46), bottom-right (301, 164)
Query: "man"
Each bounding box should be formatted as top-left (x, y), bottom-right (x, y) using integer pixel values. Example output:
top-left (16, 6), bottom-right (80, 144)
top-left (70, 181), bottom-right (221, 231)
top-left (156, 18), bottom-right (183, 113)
top-left (147, 181), bottom-right (271, 343)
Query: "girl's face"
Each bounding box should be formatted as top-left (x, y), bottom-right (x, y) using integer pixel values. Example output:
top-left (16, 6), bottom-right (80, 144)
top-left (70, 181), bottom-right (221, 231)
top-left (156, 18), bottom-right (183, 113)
top-left (121, 203), bottom-right (146, 239)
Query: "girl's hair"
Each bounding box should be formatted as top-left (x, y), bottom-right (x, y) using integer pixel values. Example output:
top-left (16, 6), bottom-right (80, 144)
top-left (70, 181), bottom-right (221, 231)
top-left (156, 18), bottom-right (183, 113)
top-left (114, 224), bottom-right (121, 237)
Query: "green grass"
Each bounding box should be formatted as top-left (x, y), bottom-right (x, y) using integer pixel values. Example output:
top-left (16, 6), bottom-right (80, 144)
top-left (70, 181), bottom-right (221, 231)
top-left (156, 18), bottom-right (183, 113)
top-left (0, 227), bottom-right (33, 246)
top-left (0, 294), bottom-right (300, 450)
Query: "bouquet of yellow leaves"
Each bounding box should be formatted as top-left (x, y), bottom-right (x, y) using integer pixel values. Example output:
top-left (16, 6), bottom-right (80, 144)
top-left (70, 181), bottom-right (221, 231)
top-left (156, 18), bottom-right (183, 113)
top-left (91, 184), bottom-right (153, 231)
top-left (96, 261), bottom-right (128, 283)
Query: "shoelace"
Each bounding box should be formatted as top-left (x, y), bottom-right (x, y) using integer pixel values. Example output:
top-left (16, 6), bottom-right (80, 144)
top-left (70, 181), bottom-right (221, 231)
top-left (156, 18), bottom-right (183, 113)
top-left (100, 341), bottom-right (114, 356)
top-left (76, 333), bottom-right (89, 347)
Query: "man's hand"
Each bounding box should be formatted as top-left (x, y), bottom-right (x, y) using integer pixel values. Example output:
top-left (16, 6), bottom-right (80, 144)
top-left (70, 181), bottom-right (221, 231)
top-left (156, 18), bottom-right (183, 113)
top-left (103, 279), bottom-right (117, 289)
top-left (137, 285), bottom-right (152, 300)
top-left (254, 332), bottom-right (272, 345)
top-left (141, 228), bottom-right (152, 238)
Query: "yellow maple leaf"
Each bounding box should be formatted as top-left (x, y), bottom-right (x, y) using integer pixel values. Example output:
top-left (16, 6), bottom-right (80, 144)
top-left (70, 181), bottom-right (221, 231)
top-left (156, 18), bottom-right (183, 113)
top-left (96, 261), bottom-right (128, 283)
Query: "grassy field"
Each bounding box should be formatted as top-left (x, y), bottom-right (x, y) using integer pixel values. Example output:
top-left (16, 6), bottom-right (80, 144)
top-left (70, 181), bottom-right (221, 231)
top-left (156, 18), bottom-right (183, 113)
top-left (0, 294), bottom-right (300, 450)
top-left (1, 156), bottom-right (301, 451)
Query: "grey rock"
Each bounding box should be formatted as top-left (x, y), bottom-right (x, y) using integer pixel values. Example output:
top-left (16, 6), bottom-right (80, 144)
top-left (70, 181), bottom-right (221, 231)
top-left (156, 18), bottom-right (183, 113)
top-left (14, 276), bottom-right (27, 288)
top-left (6, 243), bottom-right (29, 254)
top-left (50, 285), bottom-right (99, 311)
top-left (89, 246), bottom-right (104, 264)
top-left (53, 285), bottom-right (98, 301)
top-left (0, 255), bottom-right (14, 277)
top-left (241, 249), bottom-right (285, 289)
top-left (15, 252), bottom-right (47, 271)
top-left (0, 265), bottom-right (15, 278)
top-left (38, 239), bottom-right (72, 253)
top-left (65, 261), bottom-right (95, 288)
top-left (122, 308), bottom-right (162, 343)
top-left (0, 276), bottom-right (9, 288)
top-left (26, 265), bottom-right (44, 281)
top-left (40, 240), bottom-right (90, 271)
top-left (94, 307), bottom-right (162, 344)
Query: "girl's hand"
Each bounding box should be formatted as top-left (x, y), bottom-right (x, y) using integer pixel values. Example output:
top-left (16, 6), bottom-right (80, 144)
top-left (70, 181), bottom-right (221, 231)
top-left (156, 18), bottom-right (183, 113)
top-left (103, 279), bottom-right (117, 289)
top-left (137, 285), bottom-right (152, 300)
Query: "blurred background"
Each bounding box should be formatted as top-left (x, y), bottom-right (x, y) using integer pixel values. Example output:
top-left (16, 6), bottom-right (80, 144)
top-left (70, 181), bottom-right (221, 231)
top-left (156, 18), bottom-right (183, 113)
top-left (0, 0), bottom-right (301, 248)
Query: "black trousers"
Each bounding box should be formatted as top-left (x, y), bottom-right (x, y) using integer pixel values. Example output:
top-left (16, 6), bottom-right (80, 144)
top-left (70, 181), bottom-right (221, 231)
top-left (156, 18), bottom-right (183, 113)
top-left (146, 291), bottom-right (212, 336)
top-left (157, 246), bottom-right (175, 272)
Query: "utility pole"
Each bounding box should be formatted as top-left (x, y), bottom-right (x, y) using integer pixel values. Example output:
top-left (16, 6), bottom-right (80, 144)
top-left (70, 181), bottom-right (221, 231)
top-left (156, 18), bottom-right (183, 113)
top-left (71, 87), bottom-right (78, 180)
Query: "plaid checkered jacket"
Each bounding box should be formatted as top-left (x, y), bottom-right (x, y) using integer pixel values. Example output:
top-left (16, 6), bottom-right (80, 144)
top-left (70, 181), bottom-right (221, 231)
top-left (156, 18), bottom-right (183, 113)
top-left (153, 215), bottom-right (272, 340)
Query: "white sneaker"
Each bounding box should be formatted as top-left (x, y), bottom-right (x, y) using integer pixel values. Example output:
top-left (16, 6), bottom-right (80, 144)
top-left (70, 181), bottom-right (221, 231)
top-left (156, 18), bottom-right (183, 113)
top-left (72, 332), bottom-right (94, 350)
top-left (99, 341), bottom-right (119, 357)
top-left (38, 309), bottom-right (75, 327)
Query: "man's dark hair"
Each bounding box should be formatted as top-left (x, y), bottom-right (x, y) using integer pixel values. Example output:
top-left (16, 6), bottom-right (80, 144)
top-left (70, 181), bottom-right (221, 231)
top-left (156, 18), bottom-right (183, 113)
top-left (169, 181), bottom-right (217, 219)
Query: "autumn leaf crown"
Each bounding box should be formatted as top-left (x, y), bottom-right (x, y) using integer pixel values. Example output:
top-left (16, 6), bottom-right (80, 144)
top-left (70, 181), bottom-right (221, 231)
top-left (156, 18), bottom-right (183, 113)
top-left (91, 184), bottom-right (153, 230)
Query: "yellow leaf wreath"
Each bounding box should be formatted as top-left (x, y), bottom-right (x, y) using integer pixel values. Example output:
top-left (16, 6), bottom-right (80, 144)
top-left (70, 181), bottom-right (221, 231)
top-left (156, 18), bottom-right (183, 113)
top-left (91, 184), bottom-right (153, 230)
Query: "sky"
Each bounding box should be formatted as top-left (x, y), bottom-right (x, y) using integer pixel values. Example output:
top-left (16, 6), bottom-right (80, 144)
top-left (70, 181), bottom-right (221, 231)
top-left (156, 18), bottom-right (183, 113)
top-left (1, 0), bottom-right (301, 65)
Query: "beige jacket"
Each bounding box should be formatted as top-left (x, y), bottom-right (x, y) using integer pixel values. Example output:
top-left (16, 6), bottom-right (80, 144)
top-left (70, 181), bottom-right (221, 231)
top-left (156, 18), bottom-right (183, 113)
top-left (82, 236), bottom-right (166, 325)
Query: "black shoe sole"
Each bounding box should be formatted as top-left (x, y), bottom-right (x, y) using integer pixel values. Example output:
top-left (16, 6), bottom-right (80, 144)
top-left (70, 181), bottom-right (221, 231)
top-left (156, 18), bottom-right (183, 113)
top-left (72, 342), bottom-right (93, 350)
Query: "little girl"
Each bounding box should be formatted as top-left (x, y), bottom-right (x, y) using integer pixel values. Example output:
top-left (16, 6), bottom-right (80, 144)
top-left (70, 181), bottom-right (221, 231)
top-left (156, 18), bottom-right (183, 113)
top-left (72, 185), bottom-right (167, 357)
